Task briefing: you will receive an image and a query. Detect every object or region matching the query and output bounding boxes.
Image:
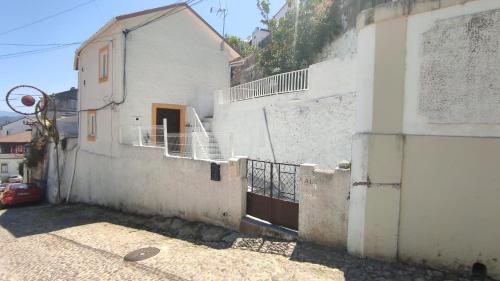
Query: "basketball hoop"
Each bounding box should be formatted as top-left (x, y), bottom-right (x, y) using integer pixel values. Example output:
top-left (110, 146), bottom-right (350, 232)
top-left (6, 85), bottom-right (48, 116)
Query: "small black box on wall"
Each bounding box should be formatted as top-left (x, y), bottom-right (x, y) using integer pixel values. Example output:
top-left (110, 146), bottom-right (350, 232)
top-left (211, 163), bottom-right (221, 181)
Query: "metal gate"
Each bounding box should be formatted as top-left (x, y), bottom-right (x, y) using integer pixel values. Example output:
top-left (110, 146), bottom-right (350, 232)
top-left (246, 159), bottom-right (299, 230)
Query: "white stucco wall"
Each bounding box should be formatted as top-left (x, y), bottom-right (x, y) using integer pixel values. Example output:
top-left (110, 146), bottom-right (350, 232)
top-left (399, 1), bottom-right (500, 278)
top-left (404, 0), bottom-right (500, 136)
top-left (299, 164), bottom-right (351, 248)
top-left (348, 1), bottom-right (500, 279)
top-left (76, 7), bottom-right (235, 157)
top-left (0, 155), bottom-right (23, 181)
top-left (354, 24), bottom-right (375, 134)
top-left (213, 57), bottom-right (357, 169)
top-left (77, 21), bottom-right (122, 157)
top-left (46, 139), bottom-right (79, 203)
top-left (48, 139), bottom-right (248, 229)
top-left (122, 9), bottom-right (232, 126)
top-left (399, 136), bottom-right (500, 279)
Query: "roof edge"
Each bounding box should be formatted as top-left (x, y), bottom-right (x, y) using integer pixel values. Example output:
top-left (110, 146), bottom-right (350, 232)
top-left (74, 2), bottom-right (241, 69)
top-left (116, 2), bottom-right (186, 20)
top-left (74, 18), bottom-right (117, 69)
top-left (183, 5), bottom-right (242, 59)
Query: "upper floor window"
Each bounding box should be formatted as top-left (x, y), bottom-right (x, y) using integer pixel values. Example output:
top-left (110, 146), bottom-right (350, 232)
top-left (87, 110), bottom-right (97, 141)
top-left (98, 46), bottom-right (109, 83)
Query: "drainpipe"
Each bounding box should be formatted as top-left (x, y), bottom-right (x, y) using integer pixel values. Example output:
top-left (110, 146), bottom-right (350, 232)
top-left (262, 107), bottom-right (276, 162)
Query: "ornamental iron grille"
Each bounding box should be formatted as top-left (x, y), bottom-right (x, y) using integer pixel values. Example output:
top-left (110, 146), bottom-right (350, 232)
top-left (247, 160), bottom-right (299, 202)
top-left (246, 159), bottom-right (299, 230)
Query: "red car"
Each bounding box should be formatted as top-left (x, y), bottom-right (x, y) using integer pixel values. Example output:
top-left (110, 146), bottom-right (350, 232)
top-left (0, 183), bottom-right (43, 208)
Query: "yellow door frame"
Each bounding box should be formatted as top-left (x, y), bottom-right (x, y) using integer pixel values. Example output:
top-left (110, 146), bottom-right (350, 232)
top-left (151, 103), bottom-right (186, 150)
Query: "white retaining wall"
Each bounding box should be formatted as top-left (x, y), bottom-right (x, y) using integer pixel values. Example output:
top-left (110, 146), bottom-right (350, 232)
top-left (47, 139), bottom-right (248, 230)
top-left (213, 57), bottom-right (357, 169)
top-left (46, 139), bottom-right (79, 203)
top-left (48, 139), bottom-right (352, 249)
top-left (299, 164), bottom-right (351, 248)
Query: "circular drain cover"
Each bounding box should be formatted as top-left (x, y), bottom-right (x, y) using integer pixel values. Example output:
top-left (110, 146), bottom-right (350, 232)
top-left (124, 247), bottom-right (160, 262)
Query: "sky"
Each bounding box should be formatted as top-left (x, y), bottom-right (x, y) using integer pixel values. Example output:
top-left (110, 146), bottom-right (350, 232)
top-left (0, 0), bottom-right (284, 112)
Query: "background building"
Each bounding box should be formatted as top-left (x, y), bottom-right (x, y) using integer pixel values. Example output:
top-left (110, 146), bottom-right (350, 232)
top-left (0, 131), bottom-right (30, 181)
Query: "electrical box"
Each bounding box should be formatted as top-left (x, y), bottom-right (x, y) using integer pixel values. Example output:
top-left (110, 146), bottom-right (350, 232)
top-left (211, 163), bottom-right (221, 181)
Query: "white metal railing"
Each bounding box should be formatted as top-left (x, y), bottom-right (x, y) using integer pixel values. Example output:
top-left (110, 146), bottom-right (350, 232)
top-left (229, 68), bottom-right (308, 102)
top-left (119, 125), bottom-right (233, 161)
top-left (191, 108), bottom-right (210, 160)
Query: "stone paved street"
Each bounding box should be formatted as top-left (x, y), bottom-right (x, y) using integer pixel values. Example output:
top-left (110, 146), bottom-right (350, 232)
top-left (0, 204), bottom-right (491, 280)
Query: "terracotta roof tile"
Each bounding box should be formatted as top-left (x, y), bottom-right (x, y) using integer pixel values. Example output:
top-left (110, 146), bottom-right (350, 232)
top-left (0, 131), bottom-right (31, 143)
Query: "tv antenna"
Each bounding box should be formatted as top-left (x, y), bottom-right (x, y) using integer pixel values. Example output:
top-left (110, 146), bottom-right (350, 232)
top-left (210, 1), bottom-right (228, 37)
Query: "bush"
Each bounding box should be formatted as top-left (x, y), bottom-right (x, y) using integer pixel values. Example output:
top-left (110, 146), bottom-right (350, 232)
top-left (25, 135), bottom-right (48, 168)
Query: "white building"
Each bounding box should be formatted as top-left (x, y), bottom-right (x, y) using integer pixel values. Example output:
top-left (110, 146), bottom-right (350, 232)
top-left (74, 3), bottom-right (240, 156)
top-left (273, 0), bottom-right (292, 22)
top-left (248, 27), bottom-right (270, 47)
top-left (0, 131), bottom-right (30, 181)
top-left (247, 1), bottom-right (292, 48)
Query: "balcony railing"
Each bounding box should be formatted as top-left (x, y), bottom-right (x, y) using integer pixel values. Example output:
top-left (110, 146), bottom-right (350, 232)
top-left (229, 68), bottom-right (308, 102)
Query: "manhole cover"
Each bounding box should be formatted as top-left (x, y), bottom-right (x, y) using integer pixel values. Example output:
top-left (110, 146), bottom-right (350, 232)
top-left (124, 247), bottom-right (160, 262)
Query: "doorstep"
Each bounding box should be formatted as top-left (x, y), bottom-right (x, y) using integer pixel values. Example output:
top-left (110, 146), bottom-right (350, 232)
top-left (239, 215), bottom-right (298, 241)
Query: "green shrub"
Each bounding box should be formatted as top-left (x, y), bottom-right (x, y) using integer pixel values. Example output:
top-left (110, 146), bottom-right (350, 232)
top-left (25, 135), bottom-right (48, 168)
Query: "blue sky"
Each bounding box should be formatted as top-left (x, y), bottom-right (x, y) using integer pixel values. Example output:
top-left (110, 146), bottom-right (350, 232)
top-left (0, 0), bottom-right (283, 112)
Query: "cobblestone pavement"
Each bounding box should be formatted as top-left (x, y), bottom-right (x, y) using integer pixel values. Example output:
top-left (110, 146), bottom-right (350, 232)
top-left (0, 204), bottom-right (492, 281)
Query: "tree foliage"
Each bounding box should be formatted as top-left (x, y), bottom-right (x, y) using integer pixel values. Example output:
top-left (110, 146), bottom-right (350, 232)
top-left (24, 135), bottom-right (48, 168)
top-left (256, 0), bottom-right (272, 27)
top-left (256, 0), bottom-right (341, 76)
top-left (226, 35), bottom-right (256, 57)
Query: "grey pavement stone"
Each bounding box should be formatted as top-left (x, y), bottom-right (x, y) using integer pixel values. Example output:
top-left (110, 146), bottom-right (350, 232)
top-left (200, 225), bottom-right (228, 242)
top-left (0, 204), bottom-right (495, 281)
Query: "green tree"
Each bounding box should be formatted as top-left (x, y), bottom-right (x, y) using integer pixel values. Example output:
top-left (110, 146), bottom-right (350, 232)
top-left (256, 0), bottom-right (341, 76)
top-left (226, 35), bottom-right (256, 57)
top-left (256, 0), bottom-right (272, 28)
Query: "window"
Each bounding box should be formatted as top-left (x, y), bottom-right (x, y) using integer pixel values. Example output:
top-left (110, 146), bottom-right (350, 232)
top-left (1, 163), bottom-right (8, 173)
top-left (87, 110), bottom-right (97, 141)
top-left (16, 145), bottom-right (24, 154)
top-left (98, 46), bottom-right (109, 82)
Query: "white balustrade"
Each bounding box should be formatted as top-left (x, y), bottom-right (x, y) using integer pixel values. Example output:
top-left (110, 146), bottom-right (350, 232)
top-left (229, 68), bottom-right (308, 102)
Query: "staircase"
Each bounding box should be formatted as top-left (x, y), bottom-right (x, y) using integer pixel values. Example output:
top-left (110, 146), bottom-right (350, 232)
top-left (201, 116), bottom-right (224, 161)
top-left (191, 109), bottom-right (224, 161)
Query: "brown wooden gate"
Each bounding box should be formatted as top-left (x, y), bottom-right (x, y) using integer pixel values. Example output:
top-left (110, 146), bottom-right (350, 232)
top-left (246, 160), bottom-right (299, 230)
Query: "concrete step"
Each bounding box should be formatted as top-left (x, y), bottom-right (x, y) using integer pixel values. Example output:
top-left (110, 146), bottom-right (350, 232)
top-left (239, 215), bottom-right (298, 241)
top-left (201, 120), bottom-right (212, 132)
